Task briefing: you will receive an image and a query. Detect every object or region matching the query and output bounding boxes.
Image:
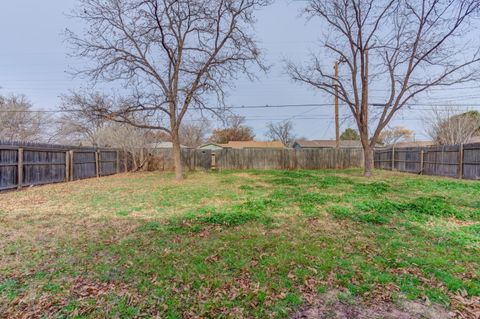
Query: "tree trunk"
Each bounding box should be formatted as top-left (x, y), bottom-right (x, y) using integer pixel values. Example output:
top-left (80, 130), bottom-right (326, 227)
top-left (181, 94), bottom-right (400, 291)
top-left (363, 146), bottom-right (374, 177)
top-left (171, 130), bottom-right (184, 181)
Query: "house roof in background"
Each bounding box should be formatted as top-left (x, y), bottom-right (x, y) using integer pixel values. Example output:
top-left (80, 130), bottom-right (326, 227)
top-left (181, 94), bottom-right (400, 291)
top-left (198, 143), bottom-right (228, 149)
top-left (223, 141), bottom-right (284, 149)
top-left (147, 142), bottom-right (188, 149)
top-left (293, 140), bottom-right (362, 148)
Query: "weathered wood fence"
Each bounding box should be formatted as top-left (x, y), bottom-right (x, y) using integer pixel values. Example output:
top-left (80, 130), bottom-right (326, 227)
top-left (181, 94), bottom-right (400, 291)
top-left (374, 143), bottom-right (480, 180)
top-left (149, 148), bottom-right (364, 171)
top-left (146, 148), bottom-right (212, 171)
top-left (0, 141), bottom-right (124, 191)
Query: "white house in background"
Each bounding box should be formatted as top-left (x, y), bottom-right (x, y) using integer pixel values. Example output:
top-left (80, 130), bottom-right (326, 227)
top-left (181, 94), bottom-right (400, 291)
top-left (147, 142), bottom-right (189, 149)
top-left (198, 143), bottom-right (227, 150)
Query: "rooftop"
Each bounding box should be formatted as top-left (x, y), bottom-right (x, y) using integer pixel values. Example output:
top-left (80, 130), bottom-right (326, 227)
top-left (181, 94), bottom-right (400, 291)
top-left (222, 141), bottom-right (285, 149)
top-left (293, 140), bottom-right (363, 148)
top-left (147, 142), bottom-right (188, 149)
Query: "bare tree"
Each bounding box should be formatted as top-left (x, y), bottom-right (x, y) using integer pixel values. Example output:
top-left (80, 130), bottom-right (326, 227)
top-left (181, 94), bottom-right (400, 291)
top-left (97, 123), bottom-right (152, 171)
top-left (0, 94), bottom-right (48, 142)
top-left (425, 107), bottom-right (480, 145)
top-left (266, 120), bottom-right (296, 147)
top-left (67, 0), bottom-right (269, 180)
top-left (379, 126), bottom-right (414, 146)
top-left (179, 119), bottom-right (211, 148)
top-left (287, 0), bottom-right (480, 176)
top-left (54, 92), bottom-right (108, 146)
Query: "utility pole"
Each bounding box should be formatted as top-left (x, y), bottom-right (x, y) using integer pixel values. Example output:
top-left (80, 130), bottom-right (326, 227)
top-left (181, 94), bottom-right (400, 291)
top-left (334, 61), bottom-right (340, 149)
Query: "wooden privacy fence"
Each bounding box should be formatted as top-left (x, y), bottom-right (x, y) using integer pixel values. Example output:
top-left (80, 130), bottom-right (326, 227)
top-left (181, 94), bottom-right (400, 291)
top-left (214, 148), bottom-right (364, 170)
top-left (149, 148), bottom-right (364, 171)
top-left (0, 141), bottom-right (123, 191)
top-left (374, 143), bottom-right (480, 180)
top-left (147, 148), bottom-right (213, 171)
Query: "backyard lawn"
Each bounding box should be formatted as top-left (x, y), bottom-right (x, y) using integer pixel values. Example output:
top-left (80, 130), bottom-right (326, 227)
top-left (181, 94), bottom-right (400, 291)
top-left (1, 169), bottom-right (479, 318)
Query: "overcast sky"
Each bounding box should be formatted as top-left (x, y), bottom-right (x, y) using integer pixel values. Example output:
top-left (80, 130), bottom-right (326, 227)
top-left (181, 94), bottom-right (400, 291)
top-left (1, 1), bottom-right (479, 141)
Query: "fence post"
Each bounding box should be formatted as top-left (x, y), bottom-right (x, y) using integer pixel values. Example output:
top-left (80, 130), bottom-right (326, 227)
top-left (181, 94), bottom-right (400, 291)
top-left (65, 151), bottom-right (70, 182)
top-left (69, 150), bottom-right (74, 181)
top-left (116, 150), bottom-right (120, 174)
top-left (211, 152), bottom-right (216, 170)
top-left (17, 148), bottom-right (23, 190)
top-left (420, 149), bottom-right (424, 175)
top-left (95, 150), bottom-right (100, 178)
top-left (141, 148), bottom-right (145, 171)
top-left (391, 147), bottom-right (395, 171)
top-left (459, 144), bottom-right (464, 179)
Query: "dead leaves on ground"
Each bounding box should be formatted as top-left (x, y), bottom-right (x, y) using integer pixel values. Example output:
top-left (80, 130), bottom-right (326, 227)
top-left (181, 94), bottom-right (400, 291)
top-left (2, 277), bottom-right (138, 319)
top-left (451, 290), bottom-right (480, 319)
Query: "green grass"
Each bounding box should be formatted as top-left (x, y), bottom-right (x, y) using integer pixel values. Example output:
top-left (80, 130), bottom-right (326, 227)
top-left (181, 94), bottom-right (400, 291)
top-left (0, 169), bottom-right (479, 318)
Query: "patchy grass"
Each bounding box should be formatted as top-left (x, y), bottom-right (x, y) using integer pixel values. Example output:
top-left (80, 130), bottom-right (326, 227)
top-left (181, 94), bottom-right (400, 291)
top-left (0, 169), bottom-right (479, 318)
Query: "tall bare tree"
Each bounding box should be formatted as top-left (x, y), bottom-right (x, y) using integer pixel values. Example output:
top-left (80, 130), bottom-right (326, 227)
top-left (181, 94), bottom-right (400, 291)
top-left (425, 107), bottom-right (480, 145)
top-left (287, 0), bottom-right (480, 176)
top-left (266, 120), bottom-right (296, 147)
top-left (67, 0), bottom-right (269, 180)
top-left (97, 123), bottom-right (152, 171)
top-left (0, 94), bottom-right (48, 142)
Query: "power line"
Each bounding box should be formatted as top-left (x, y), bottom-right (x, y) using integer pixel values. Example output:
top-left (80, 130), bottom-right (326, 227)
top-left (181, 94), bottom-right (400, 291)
top-left (0, 101), bottom-right (479, 115)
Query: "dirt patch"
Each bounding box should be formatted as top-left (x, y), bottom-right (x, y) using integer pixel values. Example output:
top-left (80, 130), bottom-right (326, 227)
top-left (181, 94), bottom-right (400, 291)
top-left (292, 290), bottom-right (452, 319)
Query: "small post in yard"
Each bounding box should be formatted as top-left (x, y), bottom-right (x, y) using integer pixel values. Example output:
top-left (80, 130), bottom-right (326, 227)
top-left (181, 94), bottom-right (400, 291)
top-left (391, 147), bottom-right (395, 171)
top-left (459, 144), bottom-right (464, 179)
top-left (69, 150), bottom-right (74, 181)
top-left (65, 151), bottom-right (70, 182)
top-left (211, 152), bottom-right (216, 170)
top-left (116, 150), bottom-right (120, 174)
top-left (420, 149), bottom-right (424, 175)
top-left (17, 148), bottom-right (23, 190)
top-left (95, 151), bottom-right (100, 178)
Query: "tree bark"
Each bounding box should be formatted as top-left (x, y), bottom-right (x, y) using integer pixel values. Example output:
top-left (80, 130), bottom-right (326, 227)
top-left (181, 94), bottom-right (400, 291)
top-left (171, 130), bottom-right (184, 181)
top-left (363, 146), bottom-right (374, 177)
